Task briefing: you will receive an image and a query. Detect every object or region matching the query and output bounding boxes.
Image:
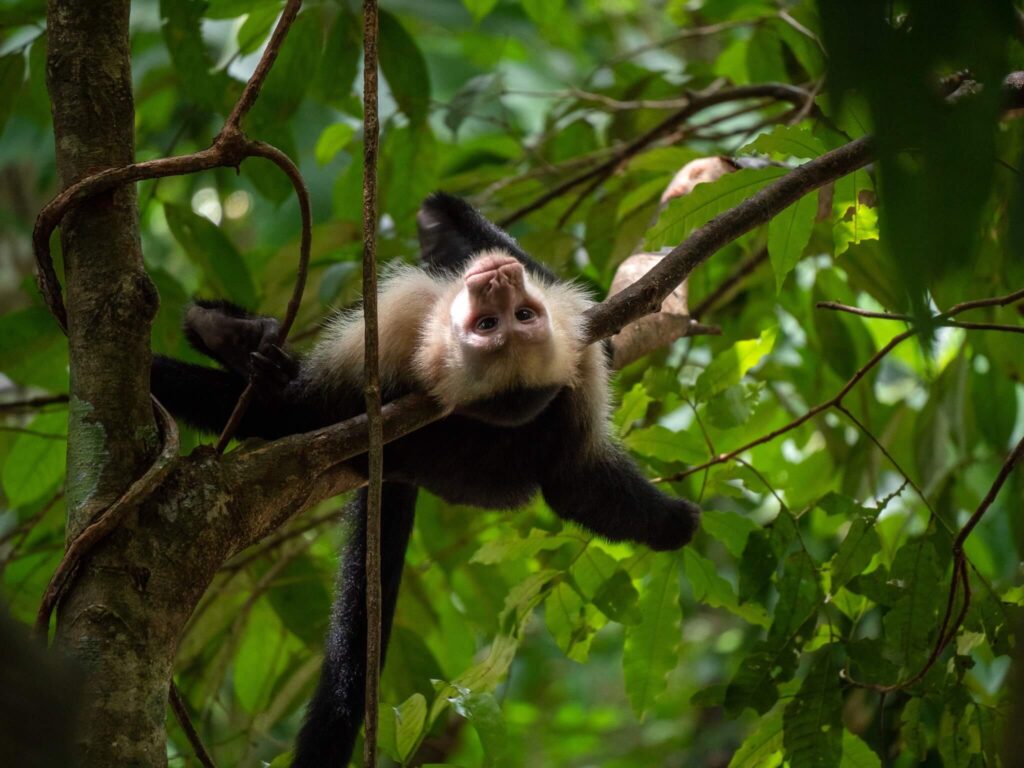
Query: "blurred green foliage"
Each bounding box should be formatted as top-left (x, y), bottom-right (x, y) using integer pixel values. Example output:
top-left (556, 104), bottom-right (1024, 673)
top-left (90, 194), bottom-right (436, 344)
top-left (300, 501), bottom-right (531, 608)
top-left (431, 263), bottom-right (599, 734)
top-left (1, 0), bottom-right (1022, 766)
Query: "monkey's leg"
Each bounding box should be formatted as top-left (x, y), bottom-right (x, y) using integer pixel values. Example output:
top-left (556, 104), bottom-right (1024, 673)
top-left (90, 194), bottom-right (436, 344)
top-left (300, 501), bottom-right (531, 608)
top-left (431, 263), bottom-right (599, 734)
top-left (292, 482), bottom-right (418, 768)
top-left (541, 449), bottom-right (700, 551)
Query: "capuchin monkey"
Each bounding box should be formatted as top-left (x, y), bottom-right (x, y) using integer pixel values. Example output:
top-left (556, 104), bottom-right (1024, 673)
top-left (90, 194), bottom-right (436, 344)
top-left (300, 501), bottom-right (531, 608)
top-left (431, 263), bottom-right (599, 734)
top-left (150, 192), bottom-right (700, 767)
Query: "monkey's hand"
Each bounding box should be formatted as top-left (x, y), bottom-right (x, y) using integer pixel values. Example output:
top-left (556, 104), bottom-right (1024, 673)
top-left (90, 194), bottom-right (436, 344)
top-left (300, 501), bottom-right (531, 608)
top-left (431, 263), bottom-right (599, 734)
top-left (249, 341), bottom-right (299, 399)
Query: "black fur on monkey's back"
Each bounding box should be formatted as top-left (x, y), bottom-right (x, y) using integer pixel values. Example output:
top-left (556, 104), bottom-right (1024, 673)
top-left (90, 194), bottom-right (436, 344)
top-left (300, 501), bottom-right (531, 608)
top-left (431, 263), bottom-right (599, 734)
top-left (151, 192), bottom-right (699, 767)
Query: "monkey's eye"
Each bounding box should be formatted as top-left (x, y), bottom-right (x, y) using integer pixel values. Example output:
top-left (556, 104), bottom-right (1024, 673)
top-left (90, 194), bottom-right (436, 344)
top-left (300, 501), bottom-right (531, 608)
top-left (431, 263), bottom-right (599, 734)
top-left (515, 307), bottom-right (537, 322)
top-left (475, 316), bottom-right (499, 331)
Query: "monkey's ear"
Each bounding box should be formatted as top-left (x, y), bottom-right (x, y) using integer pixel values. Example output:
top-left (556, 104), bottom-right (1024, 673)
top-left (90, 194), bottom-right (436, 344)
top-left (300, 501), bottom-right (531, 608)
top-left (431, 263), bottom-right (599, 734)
top-left (416, 192), bottom-right (526, 271)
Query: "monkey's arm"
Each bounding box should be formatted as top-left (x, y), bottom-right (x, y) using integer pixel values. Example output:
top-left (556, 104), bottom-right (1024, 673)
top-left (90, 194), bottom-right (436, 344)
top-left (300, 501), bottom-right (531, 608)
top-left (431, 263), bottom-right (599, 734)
top-left (540, 448), bottom-right (699, 551)
top-left (293, 483), bottom-right (417, 768)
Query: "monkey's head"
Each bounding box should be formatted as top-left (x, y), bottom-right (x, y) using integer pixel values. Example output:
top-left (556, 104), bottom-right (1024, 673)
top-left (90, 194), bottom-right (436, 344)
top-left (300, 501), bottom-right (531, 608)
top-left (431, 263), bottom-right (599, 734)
top-left (415, 249), bottom-right (591, 417)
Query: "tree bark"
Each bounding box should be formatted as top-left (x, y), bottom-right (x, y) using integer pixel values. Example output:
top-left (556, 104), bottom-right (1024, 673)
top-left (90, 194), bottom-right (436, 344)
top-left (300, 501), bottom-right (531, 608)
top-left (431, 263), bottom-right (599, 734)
top-left (46, 1), bottom-right (162, 764)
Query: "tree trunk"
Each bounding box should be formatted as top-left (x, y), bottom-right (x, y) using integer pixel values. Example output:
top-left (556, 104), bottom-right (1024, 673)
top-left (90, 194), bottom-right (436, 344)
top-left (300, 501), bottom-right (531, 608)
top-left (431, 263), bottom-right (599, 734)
top-left (46, 1), bottom-right (164, 764)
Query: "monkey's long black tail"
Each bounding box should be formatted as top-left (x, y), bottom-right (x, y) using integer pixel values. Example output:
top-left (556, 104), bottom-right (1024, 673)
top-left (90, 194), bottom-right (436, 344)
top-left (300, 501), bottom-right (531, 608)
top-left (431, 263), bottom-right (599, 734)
top-left (292, 482), bottom-right (418, 768)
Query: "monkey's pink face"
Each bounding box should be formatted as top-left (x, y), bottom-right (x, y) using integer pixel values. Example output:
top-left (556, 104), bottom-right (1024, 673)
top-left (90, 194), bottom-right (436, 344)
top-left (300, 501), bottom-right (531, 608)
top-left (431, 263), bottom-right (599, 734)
top-left (450, 254), bottom-right (551, 354)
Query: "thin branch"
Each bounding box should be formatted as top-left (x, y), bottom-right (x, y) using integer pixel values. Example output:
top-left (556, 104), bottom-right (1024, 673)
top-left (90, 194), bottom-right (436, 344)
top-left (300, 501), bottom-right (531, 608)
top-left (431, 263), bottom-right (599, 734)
top-left (214, 141), bottom-right (312, 452)
top-left (35, 397), bottom-right (179, 639)
top-left (816, 301), bottom-right (912, 321)
top-left (361, 1), bottom-right (384, 765)
top-left (169, 682), bottom-right (217, 768)
top-left (691, 247), bottom-right (768, 318)
top-left (498, 82), bottom-right (811, 228)
top-left (0, 394), bottom-right (69, 415)
top-left (32, 0), bottom-right (306, 333)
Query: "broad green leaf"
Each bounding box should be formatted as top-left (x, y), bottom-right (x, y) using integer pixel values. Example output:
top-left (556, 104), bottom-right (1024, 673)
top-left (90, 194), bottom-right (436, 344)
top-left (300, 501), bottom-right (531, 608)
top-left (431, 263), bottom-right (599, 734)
top-left (0, 54), bottom-right (25, 136)
top-left (394, 693), bottom-right (428, 763)
top-left (160, 0), bottom-right (227, 112)
top-left (315, 123), bottom-right (356, 166)
top-left (700, 509), bottom-right (759, 558)
top-left (570, 546), bottom-right (620, 600)
top-left (623, 552), bottom-right (681, 718)
top-left (645, 167), bottom-right (786, 251)
top-left (545, 581), bottom-right (599, 662)
top-left (767, 191), bottom-right (816, 291)
top-left (728, 706), bottom-right (784, 768)
top-left (738, 528), bottom-right (777, 604)
top-left (840, 731), bottom-right (881, 767)
top-left (523, 0), bottom-right (564, 27)
top-left (832, 169), bottom-right (879, 256)
top-left (767, 552), bottom-right (821, 648)
top-left (261, 553), bottom-right (331, 645)
top-left (471, 529), bottom-right (581, 565)
top-left (741, 125), bottom-right (828, 160)
top-left (591, 568), bottom-right (642, 625)
top-left (623, 424), bottom-right (707, 465)
top-left (234, 600), bottom-right (303, 713)
top-left (0, 307), bottom-right (68, 391)
top-left (783, 649), bottom-right (843, 768)
top-left (615, 382), bottom-right (652, 436)
top-left (463, 0), bottom-right (500, 22)
top-left (450, 690), bottom-right (507, 765)
top-left (695, 326), bottom-right (778, 402)
top-left (938, 705), bottom-right (977, 768)
top-left (2, 410), bottom-right (66, 507)
top-left (380, 11), bottom-right (431, 125)
top-left (684, 550), bottom-right (770, 626)
top-left (724, 641), bottom-right (796, 717)
top-left (883, 539), bottom-right (944, 671)
top-left (900, 699), bottom-right (926, 762)
top-left (829, 514), bottom-right (880, 592)
top-left (248, 11), bottom-right (320, 126)
top-left (237, 6), bottom-right (279, 55)
top-left (315, 8), bottom-right (360, 105)
top-left (164, 203), bottom-right (258, 308)
top-left (706, 382), bottom-right (762, 430)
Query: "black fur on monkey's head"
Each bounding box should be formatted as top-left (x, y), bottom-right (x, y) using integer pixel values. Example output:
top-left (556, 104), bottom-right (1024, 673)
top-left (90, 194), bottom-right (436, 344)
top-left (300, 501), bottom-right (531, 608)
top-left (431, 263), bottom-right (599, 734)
top-left (416, 192), bottom-right (558, 284)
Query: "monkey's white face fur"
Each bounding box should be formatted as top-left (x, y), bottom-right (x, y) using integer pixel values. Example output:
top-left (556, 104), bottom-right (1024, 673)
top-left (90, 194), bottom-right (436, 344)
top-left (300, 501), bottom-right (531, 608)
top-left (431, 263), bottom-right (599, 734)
top-left (306, 250), bottom-right (603, 414)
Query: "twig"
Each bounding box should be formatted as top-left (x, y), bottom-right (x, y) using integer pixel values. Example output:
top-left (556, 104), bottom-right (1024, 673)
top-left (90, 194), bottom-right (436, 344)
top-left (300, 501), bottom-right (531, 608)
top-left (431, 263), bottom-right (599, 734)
top-left (32, 0), bottom-right (308, 335)
top-left (34, 397), bottom-right (179, 640)
top-left (169, 682), bottom-right (217, 768)
top-left (0, 394), bottom-right (69, 415)
top-left (361, 1), bottom-right (384, 765)
top-left (498, 83), bottom-right (811, 228)
top-left (213, 140), bottom-right (312, 452)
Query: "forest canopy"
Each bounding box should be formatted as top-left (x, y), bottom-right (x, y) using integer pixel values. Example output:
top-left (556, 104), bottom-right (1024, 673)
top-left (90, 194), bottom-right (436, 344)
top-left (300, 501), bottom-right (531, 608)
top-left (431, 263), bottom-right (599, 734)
top-left (0, 1), bottom-right (1023, 767)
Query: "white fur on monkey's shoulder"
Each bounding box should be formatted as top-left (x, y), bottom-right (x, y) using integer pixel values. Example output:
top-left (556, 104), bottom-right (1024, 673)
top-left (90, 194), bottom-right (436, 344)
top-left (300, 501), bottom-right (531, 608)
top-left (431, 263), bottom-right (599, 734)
top-left (304, 251), bottom-right (606, 414)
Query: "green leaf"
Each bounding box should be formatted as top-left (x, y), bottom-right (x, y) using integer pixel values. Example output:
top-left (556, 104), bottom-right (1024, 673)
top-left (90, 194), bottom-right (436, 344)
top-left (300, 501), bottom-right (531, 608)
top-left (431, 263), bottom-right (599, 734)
top-left (701, 509), bottom-right (759, 558)
top-left (248, 10), bottom-right (320, 126)
top-left (160, 0), bottom-right (228, 112)
top-left (883, 539), bottom-right (944, 671)
top-left (695, 326), bottom-right (778, 402)
top-left (450, 690), bottom-right (507, 765)
top-left (783, 649), bottom-right (843, 768)
top-left (623, 552), bottom-right (681, 718)
top-left (315, 123), bottom-right (356, 166)
top-left (684, 550), bottom-right (770, 626)
top-left (591, 568), bottom-right (642, 625)
top-left (728, 706), bottom-right (784, 768)
top-left (645, 167), bottom-right (786, 250)
top-left (394, 693), bottom-right (428, 763)
top-left (545, 581), bottom-right (598, 662)
top-left (938, 705), bottom-right (976, 768)
top-left (471, 529), bottom-right (581, 565)
top-left (523, 0), bottom-right (565, 27)
top-left (0, 54), bottom-right (25, 137)
top-left (623, 424), bottom-right (707, 465)
top-left (379, 11), bottom-right (431, 125)
top-left (724, 641), bottom-right (795, 717)
top-left (237, 6), bottom-right (279, 55)
top-left (261, 553), bottom-right (331, 645)
top-left (767, 191), bottom-right (816, 291)
top-left (0, 307), bottom-right (68, 391)
top-left (463, 0), bottom-right (500, 22)
top-left (839, 731), bottom-right (881, 768)
top-left (2, 410), bottom-right (66, 507)
top-left (899, 699), bottom-right (926, 762)
top-left (615, 382), bottom-right (652, 436)
top-left (741, 125), bottom-right (828, 160)
top-left (164, 203), bottom-right (257, 308)
top-left (832, 169), bottom-right (879, 255)
top-left (767, 552), bottom-right (821, 648)
top-left (315, 8), bottom-right (360, 105)
top-left (829, 514), bottom-right (880, 592)
top-left (705, 383), bottom-right (762, 430)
